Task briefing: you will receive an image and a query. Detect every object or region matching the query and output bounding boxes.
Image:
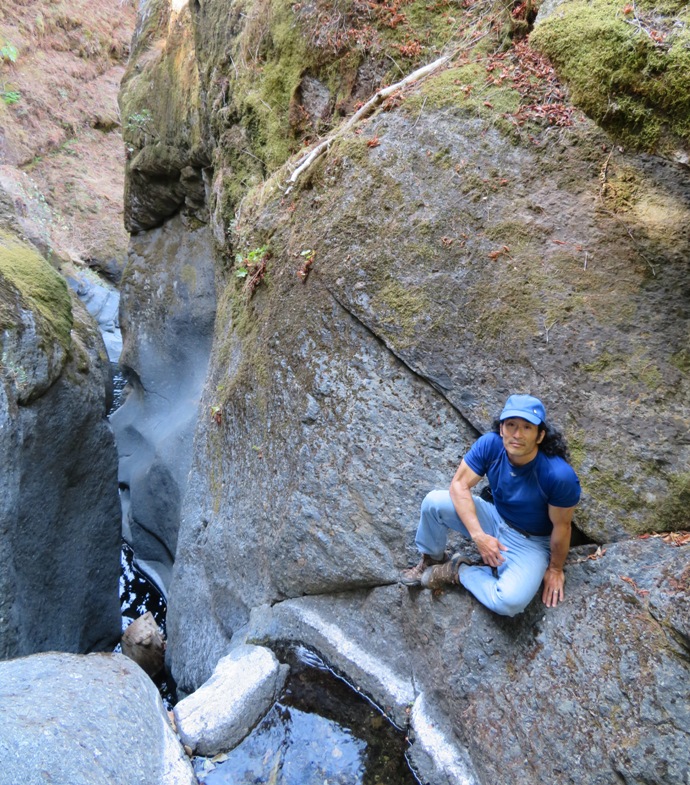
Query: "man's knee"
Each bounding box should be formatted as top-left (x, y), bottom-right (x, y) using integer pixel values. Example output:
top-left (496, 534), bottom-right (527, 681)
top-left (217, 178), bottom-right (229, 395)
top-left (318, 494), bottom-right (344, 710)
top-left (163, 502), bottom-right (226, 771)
top-left (421, 489), bottom-right (449, 517)
top-left (493, 584), bottom-right (533, 617)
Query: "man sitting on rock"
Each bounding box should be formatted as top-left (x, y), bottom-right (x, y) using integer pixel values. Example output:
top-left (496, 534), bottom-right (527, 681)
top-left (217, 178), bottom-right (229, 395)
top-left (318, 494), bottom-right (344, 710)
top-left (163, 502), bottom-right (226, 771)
top-left (401, 394), bottom-right (581, 616)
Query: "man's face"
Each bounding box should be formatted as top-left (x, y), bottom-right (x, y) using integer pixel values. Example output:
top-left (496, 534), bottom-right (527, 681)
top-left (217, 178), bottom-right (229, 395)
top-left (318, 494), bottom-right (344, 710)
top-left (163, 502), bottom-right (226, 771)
top-left (499, 417), bottom-right (544, 464)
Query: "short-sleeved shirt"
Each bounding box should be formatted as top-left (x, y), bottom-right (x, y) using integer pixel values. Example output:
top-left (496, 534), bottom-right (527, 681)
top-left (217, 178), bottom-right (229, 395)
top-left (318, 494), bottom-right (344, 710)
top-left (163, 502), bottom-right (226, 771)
top-left (464, 432), bottom-right (581, 535)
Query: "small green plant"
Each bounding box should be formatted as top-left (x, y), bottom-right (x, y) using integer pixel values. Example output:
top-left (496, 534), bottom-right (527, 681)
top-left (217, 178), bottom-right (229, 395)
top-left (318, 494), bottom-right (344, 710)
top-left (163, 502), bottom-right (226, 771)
top-left (1, 90), bottom-right (20, 105)
top-left (235, 245), bottom-right (268, 276)
top-left (0, 44), bottom-right (18, 64)
top-left (125, 109), bottom-right (156, 135)
top-left (234, 245), bottom-right (270, 296)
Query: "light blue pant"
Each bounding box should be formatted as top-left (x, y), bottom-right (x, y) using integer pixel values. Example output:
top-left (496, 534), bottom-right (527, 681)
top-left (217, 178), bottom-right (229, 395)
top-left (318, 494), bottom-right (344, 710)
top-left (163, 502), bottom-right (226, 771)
top-left (415, 489), bottom-right (551, 617)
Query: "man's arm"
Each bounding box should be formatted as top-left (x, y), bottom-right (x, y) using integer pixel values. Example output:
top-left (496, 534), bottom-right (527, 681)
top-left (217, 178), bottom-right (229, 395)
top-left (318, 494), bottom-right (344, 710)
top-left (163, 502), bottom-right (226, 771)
top-left (542, 504), bottom-right (576, 608)
top-left (449, 460), bottom-right (508, 567)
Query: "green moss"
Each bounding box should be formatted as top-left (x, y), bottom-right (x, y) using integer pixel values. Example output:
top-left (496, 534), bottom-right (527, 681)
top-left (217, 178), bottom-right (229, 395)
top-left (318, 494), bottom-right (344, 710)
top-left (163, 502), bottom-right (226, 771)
top-left (120, 2), bottom-right (203, 152)
top-left (669, 347), bottom-right (690, 373)
top-left (485, 220), bottom-right (539, 248)
top-left (582, 350), bottom-right (622, 376)
top-left (405, 63), bottom-right (521, 117)
top-left (655, 472), bottom-right (690, 531)
top-left (0, 232), bottom-right (72, 352)
top-left (584, 465), bottom-right (645, 516)
top-left (566, 429), bottom-right (587, 472)
top-left (180, 264), bottom-right (198, 292)
top-left (374, 279), bottom-right (430, 340)
top-left (530, 0), bottom-right (690, 152)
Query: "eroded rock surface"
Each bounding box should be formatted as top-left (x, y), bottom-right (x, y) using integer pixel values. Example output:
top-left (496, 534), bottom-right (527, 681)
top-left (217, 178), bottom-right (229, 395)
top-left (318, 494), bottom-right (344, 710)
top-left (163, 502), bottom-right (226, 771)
top-left (237, 539), bottom-right (689, 785)
top-left (111, 215), bottom-right (216, 592)
top-left (174, 644), bottom-right (289, 756)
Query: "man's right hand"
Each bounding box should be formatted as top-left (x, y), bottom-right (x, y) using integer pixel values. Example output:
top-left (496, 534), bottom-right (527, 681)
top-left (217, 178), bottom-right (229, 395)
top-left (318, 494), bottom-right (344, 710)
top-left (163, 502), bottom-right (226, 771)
top-left (472, 532), bottom-right (508, 567)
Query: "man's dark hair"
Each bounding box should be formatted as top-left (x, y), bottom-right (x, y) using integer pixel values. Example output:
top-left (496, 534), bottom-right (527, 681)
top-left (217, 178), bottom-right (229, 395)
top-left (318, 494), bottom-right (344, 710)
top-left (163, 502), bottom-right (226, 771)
top-left (491, 418), bottom-right (572, 462)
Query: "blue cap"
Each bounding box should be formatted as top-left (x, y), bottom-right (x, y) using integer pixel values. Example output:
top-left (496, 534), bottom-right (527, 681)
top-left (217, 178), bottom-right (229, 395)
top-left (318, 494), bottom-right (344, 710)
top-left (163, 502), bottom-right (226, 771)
top-left (500, 394), bottom-right (546, 425)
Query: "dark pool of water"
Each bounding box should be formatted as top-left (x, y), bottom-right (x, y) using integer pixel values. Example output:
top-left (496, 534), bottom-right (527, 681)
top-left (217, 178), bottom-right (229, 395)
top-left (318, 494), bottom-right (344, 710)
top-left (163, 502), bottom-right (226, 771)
top-left (194, 645), bottom-right (420, 785)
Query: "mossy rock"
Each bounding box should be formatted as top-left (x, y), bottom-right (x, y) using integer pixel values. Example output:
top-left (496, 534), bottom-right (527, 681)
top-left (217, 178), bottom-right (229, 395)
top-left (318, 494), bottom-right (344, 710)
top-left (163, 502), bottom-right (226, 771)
top-left (0, 232), bottom-right (72, 352)
top-left (530, 0), bottom-right (690, 154)
top-left (0, 232), bottom-right (73, 402)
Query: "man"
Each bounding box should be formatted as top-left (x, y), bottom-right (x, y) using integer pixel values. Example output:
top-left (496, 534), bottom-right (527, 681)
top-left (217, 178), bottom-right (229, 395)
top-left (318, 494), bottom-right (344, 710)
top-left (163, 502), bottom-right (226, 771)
top-left (400, 394), bottom-right (581, 616)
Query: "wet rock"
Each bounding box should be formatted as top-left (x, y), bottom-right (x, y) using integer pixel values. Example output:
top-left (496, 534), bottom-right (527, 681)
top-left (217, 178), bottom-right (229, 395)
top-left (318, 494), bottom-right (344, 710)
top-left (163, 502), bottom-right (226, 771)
top-left (0, 652), bottom-right (196, 785)
top-left (173, 644), bottom-right (289, 756)
top-left (232, 539), bottom-right (689, 785)
top-left (67, 270), bottom-right (122, 362)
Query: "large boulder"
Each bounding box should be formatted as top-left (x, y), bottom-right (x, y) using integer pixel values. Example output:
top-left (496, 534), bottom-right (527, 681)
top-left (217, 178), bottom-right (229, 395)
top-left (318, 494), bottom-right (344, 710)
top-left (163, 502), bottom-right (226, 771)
top-left (0, 231), bottom-right (121, 658)
top-left (0, 652), bottom-right (196, 785)
top-left (167, 101), bottom-right (689, 684)
top-left (236, 538), bottom-right (689, 785)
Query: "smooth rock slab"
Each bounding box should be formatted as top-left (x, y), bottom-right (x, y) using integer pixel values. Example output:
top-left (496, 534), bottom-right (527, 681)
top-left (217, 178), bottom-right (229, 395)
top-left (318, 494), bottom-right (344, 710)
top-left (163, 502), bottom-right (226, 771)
top-left (173, 644), bottom-right (289, 756)
top-left (0, 652), bottom-right (196, 785)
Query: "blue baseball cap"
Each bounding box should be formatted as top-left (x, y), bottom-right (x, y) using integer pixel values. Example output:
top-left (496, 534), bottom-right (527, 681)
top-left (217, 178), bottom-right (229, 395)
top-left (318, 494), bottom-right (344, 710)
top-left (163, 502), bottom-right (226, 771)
top-left (500, 394), bottom-right (546, 425)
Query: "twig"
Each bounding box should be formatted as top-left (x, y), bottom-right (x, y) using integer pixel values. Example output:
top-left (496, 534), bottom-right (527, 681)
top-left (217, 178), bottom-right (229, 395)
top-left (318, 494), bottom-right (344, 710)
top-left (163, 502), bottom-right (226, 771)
top-left (541, 317), bottom-right (557, 344)
top-left (411, 96), bottom-right (428, 130)
top-left (386, 53), bottom-right (405, 77)
top-left (285, 54), bottom-right (450, 193)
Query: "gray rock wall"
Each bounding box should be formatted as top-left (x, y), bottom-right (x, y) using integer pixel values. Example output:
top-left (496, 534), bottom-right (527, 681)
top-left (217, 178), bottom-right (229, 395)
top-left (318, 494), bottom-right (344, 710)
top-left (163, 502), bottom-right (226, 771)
top-left (117, 0), bottom-right (690, 781)
top-left (111, 215), bottom-right (216, 592)
top-left (0, 233), bottom-right (121, 658)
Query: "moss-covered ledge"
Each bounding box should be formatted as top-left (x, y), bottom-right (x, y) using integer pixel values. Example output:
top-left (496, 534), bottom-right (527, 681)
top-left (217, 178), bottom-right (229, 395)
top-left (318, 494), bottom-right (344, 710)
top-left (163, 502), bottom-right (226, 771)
top-left (530, 0), bottom-right (690, 161)
top-left (0, 232), bottom-right (73, 403)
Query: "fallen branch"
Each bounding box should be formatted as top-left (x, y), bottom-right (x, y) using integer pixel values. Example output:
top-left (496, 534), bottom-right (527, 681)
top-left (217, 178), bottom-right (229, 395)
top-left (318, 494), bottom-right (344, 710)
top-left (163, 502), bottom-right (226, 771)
top-left (285, 54), bottom-right (450, 193)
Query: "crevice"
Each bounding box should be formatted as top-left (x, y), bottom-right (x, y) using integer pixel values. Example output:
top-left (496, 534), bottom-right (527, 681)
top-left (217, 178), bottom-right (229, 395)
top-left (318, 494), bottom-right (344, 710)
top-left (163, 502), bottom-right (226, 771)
top-left (269, 578), bottom-right (401, 608)
top-left (647, 604), bottom-right (690, 662)
top-left (126, 518), bottom-right (176, 565)
top-left (326, 285), bottom-right (482, 439)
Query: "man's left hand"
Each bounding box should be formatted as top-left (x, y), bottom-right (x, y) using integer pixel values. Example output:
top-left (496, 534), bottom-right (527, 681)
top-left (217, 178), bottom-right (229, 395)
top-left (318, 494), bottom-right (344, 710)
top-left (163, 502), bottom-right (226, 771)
top-left (542, 567), bottom-right (565, 607)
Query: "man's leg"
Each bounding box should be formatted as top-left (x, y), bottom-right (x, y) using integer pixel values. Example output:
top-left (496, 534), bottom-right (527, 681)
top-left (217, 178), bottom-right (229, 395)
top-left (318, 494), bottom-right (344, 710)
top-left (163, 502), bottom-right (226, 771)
top-left (400, 489), bottom-right (471, 585)
top-left (413, 489), bottom-right (473, 559)
top-left (458, 525), bottom-right (550, 616)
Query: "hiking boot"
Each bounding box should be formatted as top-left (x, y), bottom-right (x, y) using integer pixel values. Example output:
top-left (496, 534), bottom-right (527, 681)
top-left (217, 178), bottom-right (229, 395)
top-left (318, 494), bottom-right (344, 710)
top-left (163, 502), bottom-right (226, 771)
top-left (420, 554), bottom-right (467, 590)
top-left (400, 552), bottom-right (448, 586)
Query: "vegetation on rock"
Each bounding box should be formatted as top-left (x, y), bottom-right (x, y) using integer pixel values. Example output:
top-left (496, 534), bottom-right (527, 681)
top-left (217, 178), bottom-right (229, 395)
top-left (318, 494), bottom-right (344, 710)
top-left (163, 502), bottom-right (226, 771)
top-left (530, 0), bottom-right (690, 155)
top-left (0, 232), bottom-right (72, 353)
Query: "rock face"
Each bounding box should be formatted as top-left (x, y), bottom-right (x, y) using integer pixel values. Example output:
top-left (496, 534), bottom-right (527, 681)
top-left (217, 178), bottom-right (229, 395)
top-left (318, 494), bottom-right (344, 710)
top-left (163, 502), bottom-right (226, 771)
top-left (0, 652), bottom-right (196, 785)
top-left (117, 0), bottom-right (690, 782)
top-left (0, 230), bottom-right (121, 658)
top-left (110, 215), bottom-right (216, 592)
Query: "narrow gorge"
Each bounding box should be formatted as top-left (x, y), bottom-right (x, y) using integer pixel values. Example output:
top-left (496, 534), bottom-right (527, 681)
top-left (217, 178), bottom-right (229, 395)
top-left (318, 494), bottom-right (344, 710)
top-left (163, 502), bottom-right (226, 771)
top-left (1, 0), bottom-right (688, 783)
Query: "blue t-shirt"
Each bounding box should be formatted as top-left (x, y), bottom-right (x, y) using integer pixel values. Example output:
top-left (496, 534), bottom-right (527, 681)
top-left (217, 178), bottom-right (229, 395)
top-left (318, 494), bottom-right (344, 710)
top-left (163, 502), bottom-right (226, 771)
top-left (464, 432), bottom-right (581, 535)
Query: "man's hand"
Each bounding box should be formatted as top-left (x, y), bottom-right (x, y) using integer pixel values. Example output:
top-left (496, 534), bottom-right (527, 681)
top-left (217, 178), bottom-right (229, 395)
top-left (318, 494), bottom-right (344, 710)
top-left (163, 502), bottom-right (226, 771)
top-left (473, 532), bottom-right (508, 568)
top-left (542, 566), bottom-right (565, 607)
